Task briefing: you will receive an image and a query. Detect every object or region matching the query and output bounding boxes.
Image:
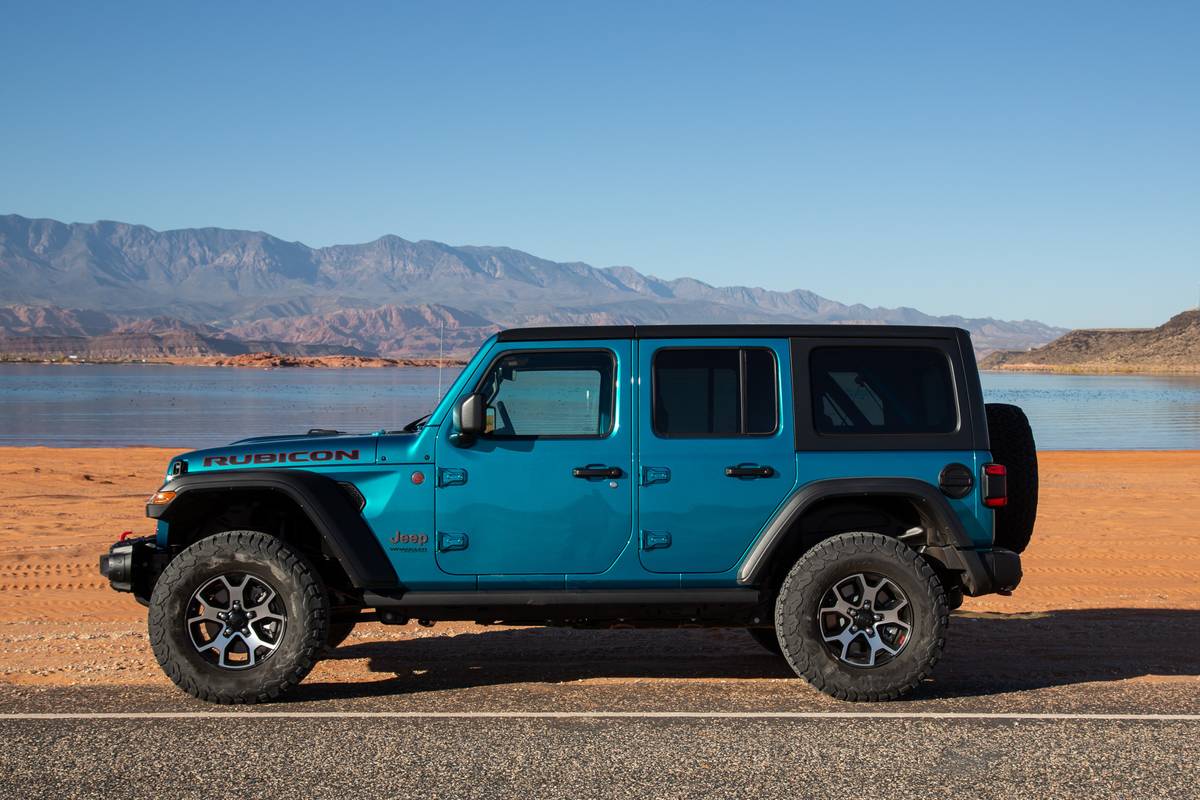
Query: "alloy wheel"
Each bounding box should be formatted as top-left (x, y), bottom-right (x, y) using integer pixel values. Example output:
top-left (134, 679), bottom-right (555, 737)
top-left (187, 573), bottom-right (288, 670)
top-left (817, 572), bottom-right (912, 668)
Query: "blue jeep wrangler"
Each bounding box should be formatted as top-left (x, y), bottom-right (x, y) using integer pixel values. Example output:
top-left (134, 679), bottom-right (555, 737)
top-left (101, 324), bottom-right (1036, 703)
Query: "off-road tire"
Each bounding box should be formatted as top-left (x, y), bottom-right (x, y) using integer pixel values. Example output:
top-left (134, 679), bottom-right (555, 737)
top-left (746, 627), bottom-right (784, 657)
top-left (774, 532), bottom-right (948, 701)
top-left (985, 402), bottom-right (1039, 553)
top-left (148, 530), bottom-right (329, 704)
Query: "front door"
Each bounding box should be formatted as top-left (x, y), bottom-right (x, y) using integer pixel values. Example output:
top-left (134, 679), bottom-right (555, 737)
top-left (434, 342), bottom-right (633, 576)
top-left (637, 340), bottom-right (797, 573)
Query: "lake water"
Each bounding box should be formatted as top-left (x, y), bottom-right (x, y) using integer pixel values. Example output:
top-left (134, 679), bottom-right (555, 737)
top-left (0, 364), bottom-right (1198, 450)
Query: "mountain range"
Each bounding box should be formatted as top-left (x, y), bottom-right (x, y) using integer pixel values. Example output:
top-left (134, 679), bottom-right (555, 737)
top-left (0, 214), bottom-right (1066, 359)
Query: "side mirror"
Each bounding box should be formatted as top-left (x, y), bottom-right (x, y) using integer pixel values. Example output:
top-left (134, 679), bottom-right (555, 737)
top-left (450, 393), bottom-right (485, 447)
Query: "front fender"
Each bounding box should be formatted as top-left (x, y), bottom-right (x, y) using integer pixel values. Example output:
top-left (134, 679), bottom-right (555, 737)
top-left (150, 469), bottom-right (399, 590)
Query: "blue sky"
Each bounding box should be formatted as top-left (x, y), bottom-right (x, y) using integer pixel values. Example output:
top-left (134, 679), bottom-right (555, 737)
top-left (1, 2), bottom-right (1196, 328)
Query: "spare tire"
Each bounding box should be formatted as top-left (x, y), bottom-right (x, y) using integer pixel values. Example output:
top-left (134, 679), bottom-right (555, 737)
top-left (985, 403), bottom-right (1038, 553)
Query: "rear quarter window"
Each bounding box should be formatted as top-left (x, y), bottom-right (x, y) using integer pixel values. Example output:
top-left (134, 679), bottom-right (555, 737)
top-left (809, 347), bottom-right (958, 435)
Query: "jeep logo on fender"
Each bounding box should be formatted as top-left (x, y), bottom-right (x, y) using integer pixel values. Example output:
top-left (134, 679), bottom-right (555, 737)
top-left (202, 449), bottom-right (360, 467)
top-left (390, 532), bottom-right (429, 546)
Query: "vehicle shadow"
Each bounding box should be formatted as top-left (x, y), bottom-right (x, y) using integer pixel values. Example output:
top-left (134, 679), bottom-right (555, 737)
top-left (291, 608), bottom-right (1200, 702)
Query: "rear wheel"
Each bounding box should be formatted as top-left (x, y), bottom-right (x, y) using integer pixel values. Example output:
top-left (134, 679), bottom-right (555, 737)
top-left (774, 532), bottom-right (948, 701)
top-left (148, 530), bottom-right (329, 704)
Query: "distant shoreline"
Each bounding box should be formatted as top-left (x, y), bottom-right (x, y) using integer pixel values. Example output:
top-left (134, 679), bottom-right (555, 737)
top-left (982, 364), bottom-right (1200, 376)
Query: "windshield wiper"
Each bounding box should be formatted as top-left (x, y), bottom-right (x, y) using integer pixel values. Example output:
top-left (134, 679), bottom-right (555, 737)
top-left (402, 412), bottom-right (432, 433)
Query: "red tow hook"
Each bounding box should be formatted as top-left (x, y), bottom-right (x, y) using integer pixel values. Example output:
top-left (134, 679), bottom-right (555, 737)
top-left (119, 530), bottom-right (134, 541)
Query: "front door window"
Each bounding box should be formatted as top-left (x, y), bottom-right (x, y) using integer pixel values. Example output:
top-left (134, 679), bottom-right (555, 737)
top-left (478, 350), bottom-right (615, 438)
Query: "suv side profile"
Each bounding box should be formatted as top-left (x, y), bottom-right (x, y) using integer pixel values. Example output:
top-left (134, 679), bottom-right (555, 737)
top-left (101, 324), bottom-right (1036, 703)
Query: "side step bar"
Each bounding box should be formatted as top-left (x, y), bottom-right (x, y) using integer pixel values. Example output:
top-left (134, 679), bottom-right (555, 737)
top-left (363, 588), bottom-right (760, 609)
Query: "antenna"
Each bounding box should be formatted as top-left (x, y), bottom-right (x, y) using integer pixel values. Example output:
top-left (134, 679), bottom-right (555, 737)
top-left (438, 321), bottom-right (444, 399)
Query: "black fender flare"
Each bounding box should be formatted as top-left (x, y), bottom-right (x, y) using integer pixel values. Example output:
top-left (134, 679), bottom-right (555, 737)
top-left (737, 477), bottom-right (990, 592)
top-left (148, 469), bottom-right (398, 590)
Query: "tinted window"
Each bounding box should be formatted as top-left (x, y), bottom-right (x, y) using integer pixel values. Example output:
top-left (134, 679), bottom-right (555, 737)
top-left (653, 348), bottom-right (778, 436)
top-left (810, 347), bottom-right (957, 435)
top-left (479, 350), bottom-right (615, 437)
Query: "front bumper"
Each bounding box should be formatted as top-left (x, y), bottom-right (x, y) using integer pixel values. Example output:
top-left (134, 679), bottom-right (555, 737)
top-left (926, 545), bottom-right (1022, 597)
top-left (99, 536), bottom-right (170, 605)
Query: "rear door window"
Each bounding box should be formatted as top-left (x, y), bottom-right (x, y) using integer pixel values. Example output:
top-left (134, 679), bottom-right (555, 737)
top-left (809, 347), bottom-right (958, 435)
top-left (653, 348), bottom-right (778, 437)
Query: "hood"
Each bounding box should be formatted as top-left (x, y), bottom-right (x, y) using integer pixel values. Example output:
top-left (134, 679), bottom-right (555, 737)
top-left (168, 432), bottom-right (388, 476)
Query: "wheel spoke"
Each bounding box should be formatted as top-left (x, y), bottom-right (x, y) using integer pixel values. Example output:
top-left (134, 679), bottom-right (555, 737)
top-left (243, 627), bottom-right (278, 656)
top-left (220, 575), bottom-right (246, 607)
top-left (196, 629), bottom-right (235, 657)
top-left (862, 629), bottom-right (899, 666)
top-left (861, 577), bottom-right (886, 609)
top-left (188, 605), bottom-right (226, 625)
top-left (822, 627), bottom-right (859, 661)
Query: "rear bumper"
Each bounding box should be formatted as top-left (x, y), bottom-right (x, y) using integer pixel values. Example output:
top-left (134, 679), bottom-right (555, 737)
top-left (926, 545), bottom-right (1022, 597)
top-left (980, 548), bottom-right (1023, 594)
top-left (99, 536), bottom-right (169, 605)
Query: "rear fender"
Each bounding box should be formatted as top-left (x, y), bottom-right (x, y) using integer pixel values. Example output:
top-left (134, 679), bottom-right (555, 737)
top-left (738, 477), bottom-right (992, 594)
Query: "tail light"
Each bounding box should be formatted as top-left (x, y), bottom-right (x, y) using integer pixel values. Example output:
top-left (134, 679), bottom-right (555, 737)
top-left (982, 463), bottom-right (1008, 508)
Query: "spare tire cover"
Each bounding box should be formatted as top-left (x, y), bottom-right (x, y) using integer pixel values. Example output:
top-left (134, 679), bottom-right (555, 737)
top-left (984, 403), bottom-right (1039, 554)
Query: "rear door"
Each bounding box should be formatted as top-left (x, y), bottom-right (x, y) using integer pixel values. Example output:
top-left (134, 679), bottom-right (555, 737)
top-left (636, 339), bottom-right (797, 574)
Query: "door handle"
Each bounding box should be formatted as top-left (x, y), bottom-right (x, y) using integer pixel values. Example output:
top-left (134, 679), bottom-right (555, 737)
top-left (725, 465), bottom-right (775, 478)
top-left (572, 466), bottom-right (623, 479)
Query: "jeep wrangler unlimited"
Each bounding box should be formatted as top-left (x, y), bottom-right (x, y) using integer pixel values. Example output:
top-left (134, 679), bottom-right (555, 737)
top-left (100, 324), bottom-right (1036, 703)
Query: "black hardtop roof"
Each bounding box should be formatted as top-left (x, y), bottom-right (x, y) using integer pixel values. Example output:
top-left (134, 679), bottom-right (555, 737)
top-left (497, 324), bottom-right (971, 342)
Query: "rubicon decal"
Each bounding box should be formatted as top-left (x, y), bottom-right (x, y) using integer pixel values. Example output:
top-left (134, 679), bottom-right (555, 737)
top-left (202, 449), bottom-right (360, 467)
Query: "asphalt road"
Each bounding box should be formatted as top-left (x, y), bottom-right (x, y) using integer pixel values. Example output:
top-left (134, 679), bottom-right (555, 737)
top-left (2, 614), bottom-right (1197, 799)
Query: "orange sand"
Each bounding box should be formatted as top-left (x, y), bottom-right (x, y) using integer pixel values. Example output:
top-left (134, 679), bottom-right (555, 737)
top-left (0, 448), bottom-right (1197, 686)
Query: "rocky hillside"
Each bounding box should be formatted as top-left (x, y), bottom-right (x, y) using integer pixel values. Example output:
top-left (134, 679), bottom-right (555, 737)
top-left (227, 304), bottom-right (498, 358)
top-left (0, 305), bottom-right (364, 361)
top-left (0, 214), bottom-right (1067, 357)
top-left (981, 310), bottom-right (1200, 373)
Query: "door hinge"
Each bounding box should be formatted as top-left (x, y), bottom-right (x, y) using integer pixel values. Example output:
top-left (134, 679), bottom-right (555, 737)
top-left (641, 466), bottom-right (671, 486)
top-left (641, 530), bottom-right (671, 550)
top-left (438, 467), bottom-right (468, 487)
top-left (437, 531), bottom-right (469, 552)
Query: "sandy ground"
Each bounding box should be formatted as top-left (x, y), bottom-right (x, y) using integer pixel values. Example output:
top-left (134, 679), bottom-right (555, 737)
top-left (0, 448), bottom-right (1197, 689)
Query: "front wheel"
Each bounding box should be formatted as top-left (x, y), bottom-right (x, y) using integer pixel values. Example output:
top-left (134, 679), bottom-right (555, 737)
top-left (148, 530), bottom-right (330, 704)
top-left (774, 532), bottom-right (948, 701)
